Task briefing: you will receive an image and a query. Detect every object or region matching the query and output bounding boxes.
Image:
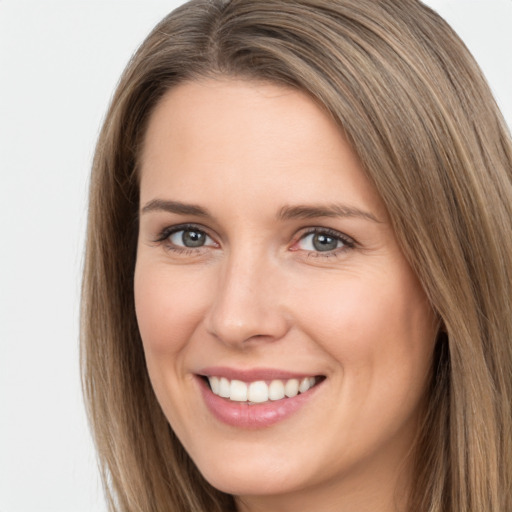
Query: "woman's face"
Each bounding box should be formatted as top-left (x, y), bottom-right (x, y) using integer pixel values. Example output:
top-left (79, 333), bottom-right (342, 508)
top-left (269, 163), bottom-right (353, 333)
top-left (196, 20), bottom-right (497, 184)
top-left (135, 79), bottom-right (437, 510)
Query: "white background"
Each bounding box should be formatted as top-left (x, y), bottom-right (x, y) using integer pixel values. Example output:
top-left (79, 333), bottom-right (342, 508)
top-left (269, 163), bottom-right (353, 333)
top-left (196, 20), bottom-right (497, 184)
top-left (0, 1), bottom-right (510, 511)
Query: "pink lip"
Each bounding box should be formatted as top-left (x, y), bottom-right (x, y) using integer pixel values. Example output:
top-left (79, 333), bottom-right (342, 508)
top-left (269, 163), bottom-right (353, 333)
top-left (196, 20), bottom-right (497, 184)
top-left (196, 369), bottom-right (324, 429)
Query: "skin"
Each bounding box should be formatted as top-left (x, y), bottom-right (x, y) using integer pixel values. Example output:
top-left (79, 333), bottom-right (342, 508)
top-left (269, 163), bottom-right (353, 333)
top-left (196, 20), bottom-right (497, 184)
top-left (134, 78), bottom-right (438, 512)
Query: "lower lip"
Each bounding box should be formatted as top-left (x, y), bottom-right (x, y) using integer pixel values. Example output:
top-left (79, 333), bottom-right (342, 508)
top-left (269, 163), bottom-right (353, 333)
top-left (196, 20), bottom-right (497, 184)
top-left (197, 377), bottom-right (322, 429)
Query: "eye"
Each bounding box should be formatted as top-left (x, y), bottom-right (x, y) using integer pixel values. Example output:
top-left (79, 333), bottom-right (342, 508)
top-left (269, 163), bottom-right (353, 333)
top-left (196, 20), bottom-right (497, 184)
top-left (293, 229), bottom-right (355, 254)
top-left (154, 224), bottom-right (218, 252)
top-left (167, 227), bottom-right (215, 248)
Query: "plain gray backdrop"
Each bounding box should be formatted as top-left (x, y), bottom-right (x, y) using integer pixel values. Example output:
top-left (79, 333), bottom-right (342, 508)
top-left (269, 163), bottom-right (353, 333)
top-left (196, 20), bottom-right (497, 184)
top-left (0, 1), bottom-right (510, 511)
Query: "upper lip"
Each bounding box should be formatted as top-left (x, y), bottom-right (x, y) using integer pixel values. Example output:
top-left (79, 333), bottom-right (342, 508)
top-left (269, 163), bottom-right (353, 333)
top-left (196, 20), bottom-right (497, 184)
top-left (197, 366), bottom-right (323, 382)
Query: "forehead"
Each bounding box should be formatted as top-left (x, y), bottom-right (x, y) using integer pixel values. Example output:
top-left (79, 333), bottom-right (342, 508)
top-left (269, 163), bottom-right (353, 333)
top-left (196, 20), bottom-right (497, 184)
top-left (139, 78), bottom-right (386, 220)
top-left (141, 78), bottom-right (334, 164)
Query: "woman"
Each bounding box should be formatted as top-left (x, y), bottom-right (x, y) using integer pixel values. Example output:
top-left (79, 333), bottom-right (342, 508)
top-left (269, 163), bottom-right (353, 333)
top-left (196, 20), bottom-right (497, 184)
top-left (81, 1), bottom-right (512, 511)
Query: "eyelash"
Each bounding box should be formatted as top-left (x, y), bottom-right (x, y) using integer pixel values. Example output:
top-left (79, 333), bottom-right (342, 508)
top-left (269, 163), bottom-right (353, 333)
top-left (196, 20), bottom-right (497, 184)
top-left (153, 224), bottom-right (356, 258)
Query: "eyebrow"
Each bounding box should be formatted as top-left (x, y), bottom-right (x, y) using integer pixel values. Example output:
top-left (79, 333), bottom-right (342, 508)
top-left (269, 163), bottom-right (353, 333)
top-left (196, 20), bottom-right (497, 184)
top-left (141, 199), bottom-right (210, 217)
top-left (141, 198), bottom-right (381, 223)
top-left (278, 204), bottom-right (381, 223)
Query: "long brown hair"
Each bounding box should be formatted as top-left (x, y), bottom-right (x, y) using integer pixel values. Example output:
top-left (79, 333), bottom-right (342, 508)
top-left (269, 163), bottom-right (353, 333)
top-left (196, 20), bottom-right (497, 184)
top-left (81, 1), bottom-right (512, 510)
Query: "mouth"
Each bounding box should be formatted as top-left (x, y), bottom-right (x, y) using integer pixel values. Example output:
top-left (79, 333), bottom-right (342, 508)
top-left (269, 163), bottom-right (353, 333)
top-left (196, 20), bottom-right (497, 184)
top-left (196, 369), bottom-right (326, 428)
top-left (202, 375), bottom-right (324, 404)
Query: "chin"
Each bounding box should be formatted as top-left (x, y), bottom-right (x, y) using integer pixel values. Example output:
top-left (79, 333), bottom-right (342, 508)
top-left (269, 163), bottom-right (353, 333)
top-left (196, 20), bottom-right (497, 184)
top-left (191, 448), bottom-right (309, 497)
top-left (202, 468), bottom-right (301, 497)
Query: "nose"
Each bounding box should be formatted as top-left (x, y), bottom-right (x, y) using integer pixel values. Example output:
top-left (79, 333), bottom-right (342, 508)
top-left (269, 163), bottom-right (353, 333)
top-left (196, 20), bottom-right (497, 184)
top-left (205, 250), bottom-right (290, 348)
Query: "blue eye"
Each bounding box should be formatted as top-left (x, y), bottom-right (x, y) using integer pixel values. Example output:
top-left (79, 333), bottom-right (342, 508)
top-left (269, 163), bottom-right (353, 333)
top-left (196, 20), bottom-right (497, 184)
top-left (168, 228), bottom-right (215, 248)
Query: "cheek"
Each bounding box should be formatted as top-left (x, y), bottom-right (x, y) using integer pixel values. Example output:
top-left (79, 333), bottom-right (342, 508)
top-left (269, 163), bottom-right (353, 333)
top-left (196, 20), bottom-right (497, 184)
top-left (292, 269), bottom-right (436, 457)
top-left (134, 261), bottom-right (210, 356)
top-left (133, 261), bottom-right (212, 429)
top-left (294, 267), bottom-right (436, 388)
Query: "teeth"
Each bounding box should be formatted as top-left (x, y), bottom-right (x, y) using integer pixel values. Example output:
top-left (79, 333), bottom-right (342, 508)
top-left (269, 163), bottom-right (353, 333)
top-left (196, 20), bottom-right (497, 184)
top-left (209, 376), bottom-right (220, 394)
top-left (285, 378), bottom-right (300, 397)
top-left (218, 377), bottom-right (230, 398)
top-left (230, 380), bottom-right (248, 401)
top-left (207, 375), bottom-right (318, 403)
top-left (299, 377), bottom-right (315, 393)
top-left (268, 380), bottom-right (285, 401)
top-left (248, 381), bottom-right (269, 403)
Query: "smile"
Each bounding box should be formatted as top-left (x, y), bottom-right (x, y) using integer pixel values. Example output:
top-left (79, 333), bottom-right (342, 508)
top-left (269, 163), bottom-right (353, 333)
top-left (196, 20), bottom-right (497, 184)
top-left (197, 370), bottom-right (325, 428)
top-left (207, 376), bottom-right (319, 403)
